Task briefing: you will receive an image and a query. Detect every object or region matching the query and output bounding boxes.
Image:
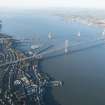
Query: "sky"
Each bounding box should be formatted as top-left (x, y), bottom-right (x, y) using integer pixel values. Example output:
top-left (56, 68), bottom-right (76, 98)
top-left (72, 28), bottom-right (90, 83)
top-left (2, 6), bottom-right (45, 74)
top-left (0, 0), bottom-right (105, 10)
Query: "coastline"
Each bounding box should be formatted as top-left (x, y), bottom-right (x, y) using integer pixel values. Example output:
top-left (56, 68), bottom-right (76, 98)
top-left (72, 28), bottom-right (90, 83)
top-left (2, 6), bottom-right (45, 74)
top-left (0, 33), bottom-right (62, 105)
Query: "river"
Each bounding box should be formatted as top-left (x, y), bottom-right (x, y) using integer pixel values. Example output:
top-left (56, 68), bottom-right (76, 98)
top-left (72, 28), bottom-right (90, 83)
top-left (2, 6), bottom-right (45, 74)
top-left (0, 9), bottom-right (105, 105)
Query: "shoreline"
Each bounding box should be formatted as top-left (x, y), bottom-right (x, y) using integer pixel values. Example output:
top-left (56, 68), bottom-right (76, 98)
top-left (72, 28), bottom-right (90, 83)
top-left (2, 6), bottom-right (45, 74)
top-left (0, 33), bottom-right (63, 105)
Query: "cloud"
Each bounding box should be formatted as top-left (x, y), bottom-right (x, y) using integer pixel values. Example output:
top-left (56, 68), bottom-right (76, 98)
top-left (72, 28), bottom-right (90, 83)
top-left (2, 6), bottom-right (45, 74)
top-left (49, 0), bottom-right (105, 9)
top-left (0, 0), bottom-right (105, 9)
top-left (0, 0), bottom-right (48, 9)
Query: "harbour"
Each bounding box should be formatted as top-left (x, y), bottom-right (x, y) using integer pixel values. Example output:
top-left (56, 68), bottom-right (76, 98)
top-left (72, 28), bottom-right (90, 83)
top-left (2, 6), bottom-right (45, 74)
top-left (0, 10), bottom-right (105, 105)
top-left (0, 32), bottom-right (63, 105)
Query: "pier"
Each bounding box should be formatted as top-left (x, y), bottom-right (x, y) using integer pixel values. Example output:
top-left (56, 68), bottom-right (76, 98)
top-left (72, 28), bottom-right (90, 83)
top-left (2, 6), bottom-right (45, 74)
top-left (0, 34), bottom-right (105, 67)
top-left (0, 32), bottom-right (105, 105)
top-left (0, 33), bottom-right (63, 105)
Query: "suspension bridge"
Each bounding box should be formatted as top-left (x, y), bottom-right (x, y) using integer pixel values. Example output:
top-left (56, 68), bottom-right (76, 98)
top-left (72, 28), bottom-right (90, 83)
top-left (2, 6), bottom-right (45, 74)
top-left (0, 33), bottom-right (105, 67)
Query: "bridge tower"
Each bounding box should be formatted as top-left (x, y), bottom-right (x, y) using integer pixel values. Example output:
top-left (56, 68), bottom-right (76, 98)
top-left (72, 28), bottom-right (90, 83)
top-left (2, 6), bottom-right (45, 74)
top-left (48, 32), bottom-right (53, 40)
top-left (65, 40), bottom-right (69, 54)
top-left (0, 20), bottom-right (2, 32)
top-left (102, 29), bottom-right (105, 36)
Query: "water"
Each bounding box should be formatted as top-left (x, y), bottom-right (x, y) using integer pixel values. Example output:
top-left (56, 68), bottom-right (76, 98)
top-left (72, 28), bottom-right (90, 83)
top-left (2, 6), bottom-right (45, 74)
top-left (0, 10), bottom-right (105, 105)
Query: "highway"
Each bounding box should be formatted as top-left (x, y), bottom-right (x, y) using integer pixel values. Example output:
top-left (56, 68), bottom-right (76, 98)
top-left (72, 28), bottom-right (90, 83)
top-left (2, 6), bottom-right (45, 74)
top-left (0, 46), bottom-right (46, 105)
top-left (0, 47), bottom-right (18, 105)
top-left (0, 34), bottom-right (63, 105)
top-left (1, 35), bottom-right (105, 67)
top-left (40, 36), bottom-right (105, 59)
top-left (0, 53), bottom-right (42, 67)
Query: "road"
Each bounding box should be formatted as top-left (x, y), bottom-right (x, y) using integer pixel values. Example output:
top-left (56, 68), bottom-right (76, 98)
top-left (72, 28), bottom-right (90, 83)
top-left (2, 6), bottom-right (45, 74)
top-left (0, 48), bottom-right (18, 105)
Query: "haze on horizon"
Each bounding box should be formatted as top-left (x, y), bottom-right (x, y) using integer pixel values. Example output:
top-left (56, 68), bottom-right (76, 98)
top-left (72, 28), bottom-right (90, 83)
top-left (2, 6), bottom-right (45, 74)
top-left (0, 0), bottom-right (105, 10)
